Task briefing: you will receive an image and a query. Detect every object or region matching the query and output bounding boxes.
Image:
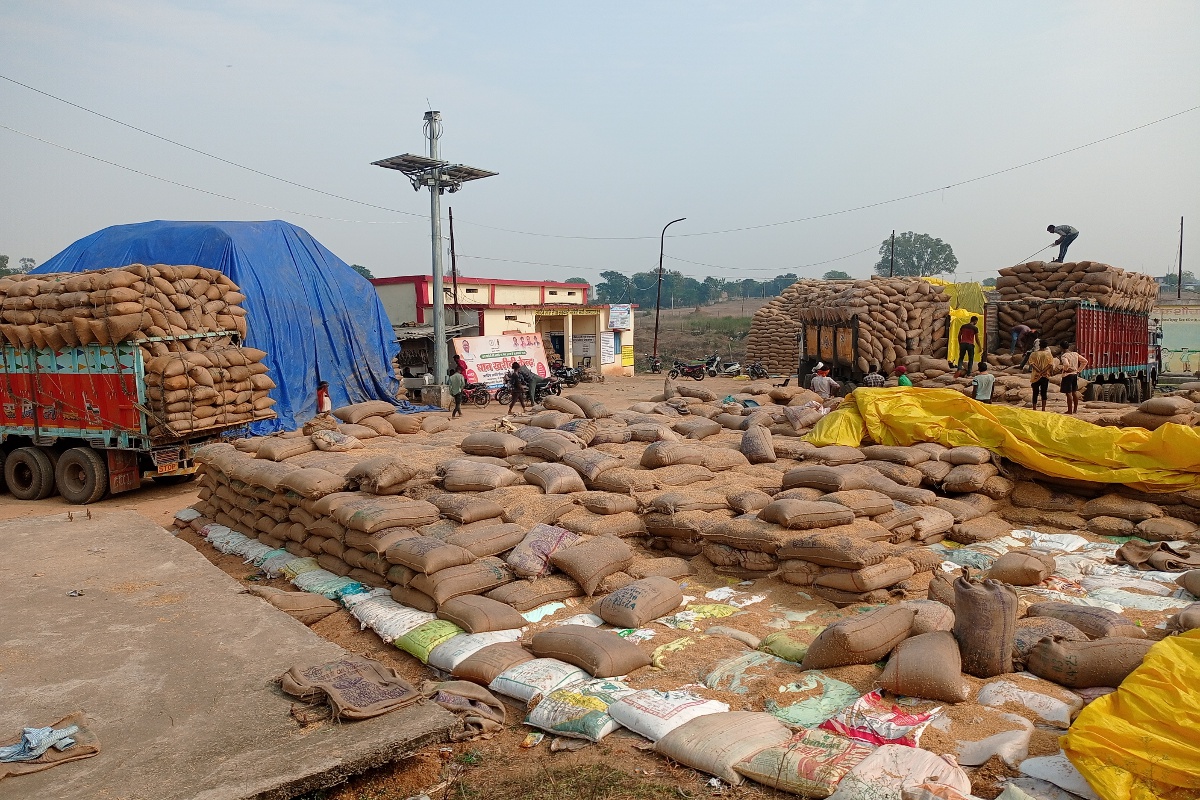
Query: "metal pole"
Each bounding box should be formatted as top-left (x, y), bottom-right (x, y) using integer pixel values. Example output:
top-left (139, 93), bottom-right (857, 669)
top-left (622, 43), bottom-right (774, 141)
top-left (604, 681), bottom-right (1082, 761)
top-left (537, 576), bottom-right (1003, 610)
top-left (652, 217), bottom-right (686, 360)
top-left (1179, 216), bottom-right (1185, 300)
top-left (889, 230), bottom-right (895, 277)
top-left (449, 206), bottom-right (460, 325)
top-left (425, 111), bottom-right (447, 383)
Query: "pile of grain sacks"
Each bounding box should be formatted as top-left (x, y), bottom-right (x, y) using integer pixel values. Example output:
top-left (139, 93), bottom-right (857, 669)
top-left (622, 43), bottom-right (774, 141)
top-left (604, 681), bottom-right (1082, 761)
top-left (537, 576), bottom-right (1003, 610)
top-left (995, 261), bottom-right (1158, 313)
top-left (746, 277), bottom-right (950, 375)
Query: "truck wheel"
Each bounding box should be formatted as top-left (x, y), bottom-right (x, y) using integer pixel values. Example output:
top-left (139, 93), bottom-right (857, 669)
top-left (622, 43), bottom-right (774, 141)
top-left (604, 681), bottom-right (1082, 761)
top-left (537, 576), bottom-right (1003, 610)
top-left (55, 447), bottom-right (108, 504)
top-left (5, 447), bottom-right (56, 501)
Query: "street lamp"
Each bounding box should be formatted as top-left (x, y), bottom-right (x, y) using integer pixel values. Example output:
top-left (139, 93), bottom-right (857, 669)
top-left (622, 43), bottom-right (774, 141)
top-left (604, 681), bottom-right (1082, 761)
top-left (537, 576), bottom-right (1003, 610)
top-left (652, 217), bottom-right (686, 363)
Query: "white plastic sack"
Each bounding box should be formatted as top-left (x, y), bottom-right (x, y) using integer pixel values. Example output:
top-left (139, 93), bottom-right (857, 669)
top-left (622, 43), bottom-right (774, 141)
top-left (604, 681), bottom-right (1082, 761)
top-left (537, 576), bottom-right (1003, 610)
top-left (1017, 530), bottom-right (1088, 553)
top-left (175, 507), bottom-right (202, 523)
top-left (828, 745), bottom-right (971, 800)
top-left (426, 629), bottom-right (523, 672)
top-left (928, 710), bottom-right (1032, 767)
top-left (1018, 588), bottom-right (1124, 613)
top-left (555, 613), bottom-right (606, 628)
top-left (489, 658), bottom-right (589, 703)
top-left (1018, 753), bottom-right (1101, 800)
top-left (607, 689), bottom-right (729, 742)
top-left (1087, 587), bottom-right (1192, 611)
top-left (344, 589), bottom-right (437, 641)
top-left (976, 677), bottom-right (1082, 729)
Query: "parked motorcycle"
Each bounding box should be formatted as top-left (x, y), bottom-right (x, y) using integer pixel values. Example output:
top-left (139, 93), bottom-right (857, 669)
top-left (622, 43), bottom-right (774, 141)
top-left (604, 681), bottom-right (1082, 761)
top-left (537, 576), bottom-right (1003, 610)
top-left (746, 361), bottom-right (769, 380)
top-left (644, 354), bottom-right (663, 374)
top-left (705, 353), bottom-right (742, 378)
top-left (552, 365), bottom-right (581, 387)
top-left (668, 359), bottom-right (707, 381)
top-left (495, 375), bottom-right (562, 405)
top-left (461, 382), bottom-right (492, 407)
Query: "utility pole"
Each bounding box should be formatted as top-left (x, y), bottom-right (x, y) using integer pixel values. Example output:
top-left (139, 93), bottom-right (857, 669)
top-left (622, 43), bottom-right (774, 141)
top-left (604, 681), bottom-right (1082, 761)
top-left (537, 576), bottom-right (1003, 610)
top-left (652, 217), bottom-right (686, 362)
top-left (372, 113), bottom-right (496, 393)
top-left (449, 206), bottom-right (460, 326)
top-left (889, 230), bottom-right (896, 278)
top-left (1179, 216), bottom-right (1185, 300)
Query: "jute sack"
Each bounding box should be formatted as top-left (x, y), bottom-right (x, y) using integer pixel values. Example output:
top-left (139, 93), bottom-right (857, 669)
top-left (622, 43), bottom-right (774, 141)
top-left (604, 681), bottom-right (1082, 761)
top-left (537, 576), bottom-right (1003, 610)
top-left (1012, 617), bottom-right (1088, 669)
top-left (879, 631), bottom-right (969, 702)
top-left (334, 497), bottom-right (440, 532)
top-left (277, 468), bottom-right (346, 500)
top-left (429, 493), bottom-right (505, 524)
top-left (501, 494), bottom-right (578, 527)
top-left (1135, 517), bottom-right (1199, 542)
top-left (863, 460), bottom-right (925, 487)
top-left (927, 571), bottom-right (957, 608)
top-left (704, 518), bottom-right (790, 554)
top-left (574, 490), bottom-right (637, 515)
top-left (916, 459), bottom-right (953, 486)
top-left (1079, 493), bottom-right (1164, 522)
top-left (1011, 482), bottom-right (1083, 512)
top-left (522, 432), bottom-right (584, 461)
top-left (980, 475), bottom-right (1016, 500)
top-left (549, 536), bottom-right (634, 595)
top-left (1138, 395), bottom-right (1195, 416)
top-left (561, 450), bottom-right (624, 482)
top-left (1024, 601), bottom-right (1146, 639)
top-left (247, 585), bottom-right (339, 625)
top-left (640, 441), bottom-right (708, 468)
top-left (814, 557), bottom-right (915, 593)
top-left (987, 551), bottom-right (1054, 585)
top-left (409, 557), bottom-right (515, 605)
top-left (627, 557), bottom-right (692, 580)
top-left (942, 463), bottom-right (998, 493)
top-left (558, 510), bottom-right (645, 538)
top-left (643, 510), bottom-right (721, 540)
top-left (332, 400), bottom-right (395, 424)
top-left (873, 503), bottom-right (924, 531)
top-left (944, 446), bottom-right (991, 465)
top-left (702, 447), bottom-right (751, 471)
top-left (485, 574), bottom-right (584, 612)
top-left (356, 415), bottom-right (396, 437)
top-left (593, 577), bottom-right (683, 628)
top-left (758, 500), bottom-right (855, 530)
top-left (565, 394), bottom-right (612, 419)
top-left (385, 537), bottom-right (476, 574)
top-left (1177, 570), bottom-right (1200, 596)
top-left (947, 515), bottom-right (1012, 544)
top-left (530, 410), bottom-right (574, 429)
top-left (820, 489), bottom-right (892, 517)
top-left (725, 487), bottom-right (773, 514)
top-left (346, 455), bottom-right (415, 493)
top-left (655, 712), bottom-right (792, 787)
top-left (952, 577), bottom-right (1018, 678)
top-left (542, 395), bottom-right (586, 417)
top-left (776, 531), bottom-right (892, 569)
top-left (1165, 602), bottom-right (1200, 632)
top-left (256, 436), bottom-right (316, 462)
top-left (1026, 636), bottom-right (1154, 689)
top-left (674, 417), bottom-right (722, 440)
top-left (345, 526), bottom-right (418, 555)
top-left (649, 491), bottom-right (727, 513)
top-left (452, 642), bottom-right (534, 685)
top-left (740, 425), bottom-right (776, 464)
top-left (773, 487), bottom-right (826, 502)
top-left (385, 412), bottom-right (422, 434)
top-left (556, 418), bottom-right (598, 445)
top-left (460, 431), bottom-right (526, 458)
top-left (782, 465), bottom-right (873, 493)
top-left (901, 599), bottom-right (955, 635)
top-left (445, 522), bottom-right (527, 557)
top-left (530, 625), bottom-right (650, 678)
top-left (779, 559), bottom-right (821, 586)
top-left (524, 462), bottom-right (587, 494)
top-left (317, 554), bottom-right (352, 576)
top-left (442, 460), bottom-right (518, 492)
top-left (589, 425), bottom-right (632, 445)
top-left (438, 595), bottom-right (528, 634)
top-left (801, 605), bottom-right (915, 669)
top-left (860, 445), bottom-right (930, 466)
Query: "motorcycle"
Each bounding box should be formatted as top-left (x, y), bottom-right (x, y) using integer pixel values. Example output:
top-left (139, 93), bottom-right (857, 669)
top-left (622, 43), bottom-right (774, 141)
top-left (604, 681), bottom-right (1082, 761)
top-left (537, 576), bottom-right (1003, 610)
top-left (495, 375), bottom-right (562, 405)
top-left (644, 354), bottom-right (663, 374)
top-left (552, 365), bottom-right (581, 387)
top-left (746, 361), bottom-right (769, 380)
top-left (705, 353), bottom-right (742, 378)
top-left (668, 359), bottom-right (707, 381)
top-left (461, 381), bottom-right (492, 407)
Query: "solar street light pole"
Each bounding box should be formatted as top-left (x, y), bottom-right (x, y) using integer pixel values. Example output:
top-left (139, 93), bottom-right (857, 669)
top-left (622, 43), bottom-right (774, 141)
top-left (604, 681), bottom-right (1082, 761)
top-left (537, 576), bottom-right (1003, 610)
top-left (652, 217), bottom-right (686, 362)
top-left (425, 111), bottom-right (448, 384)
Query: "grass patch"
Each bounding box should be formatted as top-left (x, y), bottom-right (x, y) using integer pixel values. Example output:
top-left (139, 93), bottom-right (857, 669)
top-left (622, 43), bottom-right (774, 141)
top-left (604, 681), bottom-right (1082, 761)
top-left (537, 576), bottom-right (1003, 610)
top-left (450, 763), bottom-right (684, 800)
top-left (685, 315), bottom-right (753, 338)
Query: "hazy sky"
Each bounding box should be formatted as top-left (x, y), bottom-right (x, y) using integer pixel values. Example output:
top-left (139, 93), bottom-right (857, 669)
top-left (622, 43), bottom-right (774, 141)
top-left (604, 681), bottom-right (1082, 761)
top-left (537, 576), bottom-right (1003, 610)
top-left (2, 2), bottom-right (1197, 286)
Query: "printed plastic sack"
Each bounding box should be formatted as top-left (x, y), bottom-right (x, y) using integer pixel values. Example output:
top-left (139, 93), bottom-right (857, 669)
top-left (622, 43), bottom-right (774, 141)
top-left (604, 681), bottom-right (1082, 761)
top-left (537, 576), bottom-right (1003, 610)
top-left (606, 689), bottom-right (729, 742)
top-left (735, 728), bottom-right (876, 798)
top-left (487, 658), bottom-right (590, 703)
top-left (395, 620), bottom-right (464, 664)
top-left (819, 690), bottom-right (940, 747)
top-left (524, 678), bottom-right (636, 742)
top-left (344, 588), bottom-right (436, 641)
top-left (765, 671), bottom-right (861, 728)
top-left (828, 745), bottom-right (971, 800)
top-left (654, 711), bottom-right (792, 786)
top-left (426, 629), bottom-right (523, 673)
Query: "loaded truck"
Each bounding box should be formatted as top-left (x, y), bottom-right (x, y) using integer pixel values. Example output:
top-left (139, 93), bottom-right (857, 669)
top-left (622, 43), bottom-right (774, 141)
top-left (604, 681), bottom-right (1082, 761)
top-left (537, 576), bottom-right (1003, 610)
top-left (0, 332), bottom-right (266, 503)
top-left (986, 299), bottom-right (1158, 403)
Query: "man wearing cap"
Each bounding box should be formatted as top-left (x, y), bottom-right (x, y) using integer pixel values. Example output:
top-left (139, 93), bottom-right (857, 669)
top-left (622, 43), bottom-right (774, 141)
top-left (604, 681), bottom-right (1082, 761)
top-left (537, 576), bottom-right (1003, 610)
top-left (809, 368), bottom-right (840, 400)
top-left (894, 366), bottom-right (913, 387)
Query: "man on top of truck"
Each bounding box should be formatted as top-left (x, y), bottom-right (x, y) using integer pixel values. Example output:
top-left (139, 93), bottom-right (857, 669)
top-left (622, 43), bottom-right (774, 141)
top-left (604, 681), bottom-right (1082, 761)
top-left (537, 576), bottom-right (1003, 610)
top-left (1047, 224), bottom-right (1079, 263)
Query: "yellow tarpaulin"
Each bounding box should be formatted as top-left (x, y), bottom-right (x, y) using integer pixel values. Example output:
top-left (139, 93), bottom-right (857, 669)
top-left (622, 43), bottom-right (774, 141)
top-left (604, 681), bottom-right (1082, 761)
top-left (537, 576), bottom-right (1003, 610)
top-left (805, 387), bottom-right (1200, 492)
top-left (945, 307), bottom-right (974, 367)
top-left (1062, 630), bottom-right (1200, 800)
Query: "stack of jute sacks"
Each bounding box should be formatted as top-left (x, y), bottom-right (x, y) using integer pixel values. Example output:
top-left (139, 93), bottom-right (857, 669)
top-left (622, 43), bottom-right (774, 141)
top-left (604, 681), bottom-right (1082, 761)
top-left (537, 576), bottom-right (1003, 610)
top-left (143, 339), bottom-right (275, 439)
top-left (746, 277), bottom-right (951, 376)
top-left (0, 264), bottom-right (249, 351)
top-left (994, 261), bottom-right (1158, 314)
top-left (178, 388), bottom-right (1200, 796)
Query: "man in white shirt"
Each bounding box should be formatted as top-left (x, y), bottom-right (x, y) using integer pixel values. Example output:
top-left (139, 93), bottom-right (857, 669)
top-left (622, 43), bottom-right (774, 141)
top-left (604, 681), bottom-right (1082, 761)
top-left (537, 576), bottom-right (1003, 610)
top-left (810, 369), bottom-right (840, 400)
top-left (1047, 224), bottom-right (1079, 263)
top-left (971, 363), bottom-right (995, 405)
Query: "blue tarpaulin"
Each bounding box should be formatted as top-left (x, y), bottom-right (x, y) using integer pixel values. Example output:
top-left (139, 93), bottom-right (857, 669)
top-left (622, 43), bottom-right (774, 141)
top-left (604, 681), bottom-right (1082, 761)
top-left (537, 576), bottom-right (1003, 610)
top-left (34, 220), bottom-right (400, 433)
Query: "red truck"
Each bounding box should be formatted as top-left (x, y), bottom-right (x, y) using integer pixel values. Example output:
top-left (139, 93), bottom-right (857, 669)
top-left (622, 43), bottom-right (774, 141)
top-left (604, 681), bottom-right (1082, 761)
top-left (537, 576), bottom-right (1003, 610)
top-left (1, 333), bottom-right (264, 503)
top-left (987, 299), bottom-right (1158, 403)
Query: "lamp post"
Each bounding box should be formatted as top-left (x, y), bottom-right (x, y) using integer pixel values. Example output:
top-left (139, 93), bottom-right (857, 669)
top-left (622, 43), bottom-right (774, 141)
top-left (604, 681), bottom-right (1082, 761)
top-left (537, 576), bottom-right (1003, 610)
top-left (652, 217), bottom-right (686, 362)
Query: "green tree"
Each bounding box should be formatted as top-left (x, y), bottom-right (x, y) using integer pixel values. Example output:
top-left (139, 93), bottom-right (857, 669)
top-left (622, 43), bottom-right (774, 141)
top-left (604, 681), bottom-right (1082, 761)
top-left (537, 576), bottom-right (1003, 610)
top-left (1162, 270), bottom-right (1197, 288)
top-left (0, 255), bottom-right (8, 273)
top-left (17, 258), bottom-right (36, 273)
top-left (823, 270), bottom-right (852, 280)
top-left (349, 263), bottom-right (374, 280)
top-left (596, 271), bottom-right (633, 303)
top-left (981, 277), bottom-right (998, 287)
top-left (873, 232), bottom-right (958, 277)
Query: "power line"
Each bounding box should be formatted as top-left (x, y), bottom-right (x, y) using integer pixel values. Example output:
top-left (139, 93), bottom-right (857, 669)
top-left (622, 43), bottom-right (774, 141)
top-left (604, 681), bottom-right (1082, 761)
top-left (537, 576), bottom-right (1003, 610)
top-left (0, 124), bottom-right (414, 224)
top-left (665, 244), bottom-right (879, 273)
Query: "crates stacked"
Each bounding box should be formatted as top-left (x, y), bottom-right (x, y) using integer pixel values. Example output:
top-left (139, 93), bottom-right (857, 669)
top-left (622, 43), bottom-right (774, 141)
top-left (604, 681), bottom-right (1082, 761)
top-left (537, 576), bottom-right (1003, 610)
top-left (994, 261), bottom-right (1158, 314)
top-left (746, 278), bottom-right (951, 375)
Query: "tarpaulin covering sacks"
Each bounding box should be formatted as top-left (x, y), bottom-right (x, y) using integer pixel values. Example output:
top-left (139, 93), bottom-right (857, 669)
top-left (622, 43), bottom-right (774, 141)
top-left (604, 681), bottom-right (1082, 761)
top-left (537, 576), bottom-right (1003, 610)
top-left (806, 387), bottom-right (1200, 492)
top-left (1062, 629), bottom-right (1200, 800)
top-left (34, 220), bottom-right (399, 433)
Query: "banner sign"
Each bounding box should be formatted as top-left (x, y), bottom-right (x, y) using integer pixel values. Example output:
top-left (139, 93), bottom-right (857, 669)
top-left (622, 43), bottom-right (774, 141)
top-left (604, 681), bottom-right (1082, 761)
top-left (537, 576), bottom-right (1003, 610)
top-left (572, 334), bottom-right (596, 358)
top-left (453, 333), bottom-right (549, 388)
top-left (621, 345), bottom-right (635, 367)
top-left (600, 331), bottom-right (616, 365)
top-left (608, 304), bottom-right (632, 330)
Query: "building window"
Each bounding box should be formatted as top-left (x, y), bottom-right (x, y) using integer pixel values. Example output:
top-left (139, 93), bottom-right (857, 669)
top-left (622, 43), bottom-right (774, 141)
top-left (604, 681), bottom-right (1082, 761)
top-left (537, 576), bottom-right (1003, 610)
top-left (465, 288), bottom-right (479, 294)
top-left (548, 290), bottom-right (558, 296)
top-left (567, 291), bottom-right (576, 296)
top-left (504, 315), bottom-right (518, 321)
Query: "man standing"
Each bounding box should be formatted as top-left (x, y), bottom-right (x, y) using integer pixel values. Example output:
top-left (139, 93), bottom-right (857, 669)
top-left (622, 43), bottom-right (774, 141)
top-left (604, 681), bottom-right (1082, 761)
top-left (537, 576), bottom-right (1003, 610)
top-left (1047, 224), bottom-right (1080, 263)
top-left (1009, 323), bottom-right (1037, 355)
top-left (810, 368), bottom-right (840, 400)
top-left (506, 363), bottom-right (528, 414)
top-left (316, 380), bottom-right (332, 414)
top-left (862, 365), bottom-right (885, 388)
top-left (517, 362), bottom-right (542, 405)
top-left (956, 316), bottom-right (980, 376)
top-left (1019, 336), bottom-right (1041, 370)
top-left (446, 367), bottom-right (466, 418)
top-left (971, 363), bottom-right (995, 404)
top-left (1028, 343), bottom-right (1057, 411)
top-left (1058, 342), bottom-right (1089, 415)
top-left (894, 366), bottom-right (913, 387)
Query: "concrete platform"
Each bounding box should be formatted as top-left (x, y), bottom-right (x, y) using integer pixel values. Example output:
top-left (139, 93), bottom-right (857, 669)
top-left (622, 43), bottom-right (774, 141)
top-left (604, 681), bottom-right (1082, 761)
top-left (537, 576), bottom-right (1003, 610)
top-left (0, 510), bottom-right (459, 800)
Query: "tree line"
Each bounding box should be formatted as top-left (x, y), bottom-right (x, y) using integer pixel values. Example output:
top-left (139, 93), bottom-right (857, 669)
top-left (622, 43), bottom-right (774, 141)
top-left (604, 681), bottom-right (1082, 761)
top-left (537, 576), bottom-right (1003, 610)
top-left (0, 255), bottom-right (37, 276)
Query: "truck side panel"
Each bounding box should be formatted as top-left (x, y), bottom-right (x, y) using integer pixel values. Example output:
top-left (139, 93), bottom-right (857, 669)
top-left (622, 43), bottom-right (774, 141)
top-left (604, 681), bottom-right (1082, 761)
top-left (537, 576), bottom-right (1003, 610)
top-left (1077, 305), bottom-right (1149, 378)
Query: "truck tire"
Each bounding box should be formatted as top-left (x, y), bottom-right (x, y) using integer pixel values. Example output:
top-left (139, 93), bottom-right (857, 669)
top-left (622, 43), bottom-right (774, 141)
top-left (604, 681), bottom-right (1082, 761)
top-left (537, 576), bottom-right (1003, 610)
top-left (5, 447), bottom-right (56, 501)
top-left (55, 447), bottom-right (108, 504)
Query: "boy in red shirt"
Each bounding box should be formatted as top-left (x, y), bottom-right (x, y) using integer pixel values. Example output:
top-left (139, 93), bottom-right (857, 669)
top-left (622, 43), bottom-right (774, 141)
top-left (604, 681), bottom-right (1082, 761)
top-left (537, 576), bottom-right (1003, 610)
top-left (956, 316), bottom-right (980, 376)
